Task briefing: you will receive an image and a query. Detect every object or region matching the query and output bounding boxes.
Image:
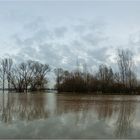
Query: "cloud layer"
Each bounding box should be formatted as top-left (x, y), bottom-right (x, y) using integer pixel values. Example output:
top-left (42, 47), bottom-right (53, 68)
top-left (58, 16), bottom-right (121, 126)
top-left (1, 1), bottom-right (140, 86)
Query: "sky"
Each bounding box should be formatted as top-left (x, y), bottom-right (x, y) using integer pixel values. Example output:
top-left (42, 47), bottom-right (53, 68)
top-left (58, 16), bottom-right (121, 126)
top-left (1, 0), bottom-right (140, 86)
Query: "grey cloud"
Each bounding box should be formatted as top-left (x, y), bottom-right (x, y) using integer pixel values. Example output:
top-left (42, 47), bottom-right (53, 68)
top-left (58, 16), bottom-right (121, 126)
top-left (10, 19), bottom-right (117, 75)
top-left (81, 33), bottom-right (107, 46)
top-left (13, 29), bottom-right (52, 47)
top-left (129, 31), bottom-right (140, 46)
top-left (53, 26), bottom-right (67, 38)
top-left (87, 46), bottom-right (111, 62)
top-left (23, 17), bottom-right (46, 32)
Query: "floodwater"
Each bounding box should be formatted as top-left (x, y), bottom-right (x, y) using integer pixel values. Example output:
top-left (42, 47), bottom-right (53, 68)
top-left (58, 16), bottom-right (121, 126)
top-left (0, 92), bottom-right (140, 139)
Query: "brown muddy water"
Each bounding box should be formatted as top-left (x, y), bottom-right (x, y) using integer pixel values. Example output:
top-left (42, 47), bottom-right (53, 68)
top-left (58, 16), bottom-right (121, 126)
top-left (0, 91), bottom-right (139, 139)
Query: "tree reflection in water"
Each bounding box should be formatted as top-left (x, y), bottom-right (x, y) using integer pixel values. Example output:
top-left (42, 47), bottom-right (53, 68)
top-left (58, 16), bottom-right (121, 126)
top-left (93, 96), bottom-right (118, 121)
top-left (114, 96), bottom-right (136, 138)
top-left (0, 92), bottom-right (50, 122)
top-left (93, 95), bottom-right (137, 138)
top-left (56, 94), bottom-right (95, 125)
top-left (0, 93), bottom-right (138, 138)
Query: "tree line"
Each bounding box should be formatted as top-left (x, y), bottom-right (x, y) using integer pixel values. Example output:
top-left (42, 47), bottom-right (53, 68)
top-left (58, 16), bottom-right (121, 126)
top-left (54, 49), bottom-right (139, 94)
top-left (0, 49), bottom-right (139, 93)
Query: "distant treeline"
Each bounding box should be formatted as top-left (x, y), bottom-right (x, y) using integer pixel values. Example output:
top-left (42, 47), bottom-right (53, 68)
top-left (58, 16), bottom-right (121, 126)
top-left (54, 49), bottom-right (139, 94)
top-left (0, 49), bottom-right (139, 93)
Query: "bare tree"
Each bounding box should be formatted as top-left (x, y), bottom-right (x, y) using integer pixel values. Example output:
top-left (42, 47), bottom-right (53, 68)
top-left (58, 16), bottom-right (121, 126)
top-left (117, 49), bottom-right (137, 91)
top-left (0, 59), bottom-right (8, 92)
top-left (5, 58), bottom-right (13, 91)
top-left (96, 64), bottom-right (114, 92)
top-left (29, 61), bottom-right (50, 91)
top-left (9, 60), bottom-right (50, 92)
top-left (54, 68), bottom-right (64, 90)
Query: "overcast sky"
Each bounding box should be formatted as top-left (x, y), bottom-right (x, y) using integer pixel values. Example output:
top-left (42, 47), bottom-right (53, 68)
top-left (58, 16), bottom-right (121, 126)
top-left (1, 0), bottom-right (140, 81)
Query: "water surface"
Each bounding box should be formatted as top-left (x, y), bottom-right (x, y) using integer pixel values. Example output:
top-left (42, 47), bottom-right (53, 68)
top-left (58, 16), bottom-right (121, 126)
top-left (0, 92), bottom-right (140, 138)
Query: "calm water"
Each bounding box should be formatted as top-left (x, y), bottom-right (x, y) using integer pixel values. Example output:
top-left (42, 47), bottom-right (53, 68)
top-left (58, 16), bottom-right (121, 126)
top-left (0, 92), bottom-right (140, 138)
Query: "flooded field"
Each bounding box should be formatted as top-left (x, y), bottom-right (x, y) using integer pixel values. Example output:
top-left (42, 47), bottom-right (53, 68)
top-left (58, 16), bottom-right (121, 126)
top-left (0, 92), bottom-right (140, 138)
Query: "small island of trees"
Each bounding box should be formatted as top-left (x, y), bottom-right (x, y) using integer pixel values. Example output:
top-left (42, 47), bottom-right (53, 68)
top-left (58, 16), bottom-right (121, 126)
top-left (54, 49), bottom-right (139, 94)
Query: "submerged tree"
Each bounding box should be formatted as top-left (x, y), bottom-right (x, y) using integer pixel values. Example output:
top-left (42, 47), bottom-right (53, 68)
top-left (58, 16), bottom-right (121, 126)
top-left (6, 58), bottom-right (13, 91)
top-left (0, 59), bottom-right (7, 92)
top-left (0, 58), bottom-right (13, 92)
top-left (30, 61), bottom-right (50, 91)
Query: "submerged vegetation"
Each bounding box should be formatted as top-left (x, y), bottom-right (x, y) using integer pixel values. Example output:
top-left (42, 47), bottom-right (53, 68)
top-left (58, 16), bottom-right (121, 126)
top-left (0, 49), bottom-right (139, 94)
